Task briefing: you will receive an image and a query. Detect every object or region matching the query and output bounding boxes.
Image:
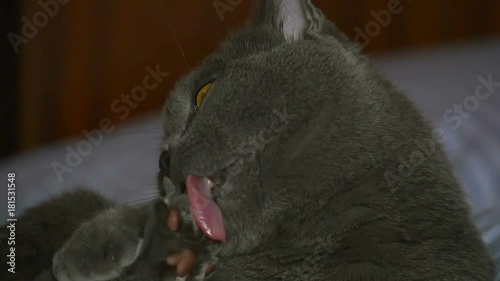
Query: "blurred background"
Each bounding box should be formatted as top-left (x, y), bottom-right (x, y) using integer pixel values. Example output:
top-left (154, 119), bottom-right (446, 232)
top-left (2, 0), bottom-right (500, 157)
top-left (0, 0), bottom-right (499, 275)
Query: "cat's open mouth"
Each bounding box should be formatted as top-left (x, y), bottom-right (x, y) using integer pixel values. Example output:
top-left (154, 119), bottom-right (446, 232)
top-left (184, 158), bottom-right (243, 242)
top-left (160, 150), bottom-right (230, 241)
top-left (179, 173), bottom-right (224, 199)
top-left (186, 175), bottom-right (226, 242)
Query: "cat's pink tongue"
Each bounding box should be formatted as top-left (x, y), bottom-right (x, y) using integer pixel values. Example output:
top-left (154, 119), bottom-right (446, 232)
top-left (186, 175), bottom-right (226, 242)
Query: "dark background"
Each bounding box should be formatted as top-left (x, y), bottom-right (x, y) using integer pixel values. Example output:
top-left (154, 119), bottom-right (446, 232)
top-left (1, 0), bottom-right (19, 158)
top-left (2, 0), bottom-right (500, 158)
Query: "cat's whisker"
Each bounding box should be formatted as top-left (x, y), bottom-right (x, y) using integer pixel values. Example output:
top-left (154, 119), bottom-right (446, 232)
top-left (140, 183), bottom-right (160, 187)
top-left (113, 132), bottom-right (164, 139)
top-left (139, 188), bottom-right (160, 194)
top-left (123, 185), bottom-right (160, 193)
top-left (146, 0), bottom-right (188, 72)
top-left (126, 195), bottom-right (159, 207)
top-left (127, 195), bottom-right (158, 203)
top-left (127, 202), bottom-right (150, 208)
top-left (168, 25), bottom-right (189, 71)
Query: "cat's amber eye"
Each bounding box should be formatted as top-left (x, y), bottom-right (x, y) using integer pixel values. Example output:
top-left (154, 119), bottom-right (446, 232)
top-left (196, 82), bottom-right (214, 108)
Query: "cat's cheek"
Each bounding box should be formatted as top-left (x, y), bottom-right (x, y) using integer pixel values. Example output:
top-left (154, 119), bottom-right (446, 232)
top-left (216, 201), bottom-right (244, 236)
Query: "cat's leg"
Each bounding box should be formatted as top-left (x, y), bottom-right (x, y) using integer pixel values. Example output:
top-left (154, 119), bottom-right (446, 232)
top-left (52, 201), bottom-right (152, 281)
top-left (51, 196), bottom-right (198, 281)
top-left (52, 192), bottom-right (220, 281)
top-left (0, 188), bottom-right (114, 281)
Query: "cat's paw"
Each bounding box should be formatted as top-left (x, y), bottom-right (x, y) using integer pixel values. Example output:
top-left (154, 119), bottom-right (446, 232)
top-left (165, 194), bottom-right (200, 236)
top-left (160, 195), bottom-right (220, 281)
top-left (52, 208), bottom-right (144, 281)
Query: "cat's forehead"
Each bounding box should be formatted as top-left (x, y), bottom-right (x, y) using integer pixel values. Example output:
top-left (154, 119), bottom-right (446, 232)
top-left (214, 27), bottom-right (283, 62)
top-left (186, 28), bottom-right (285, 84)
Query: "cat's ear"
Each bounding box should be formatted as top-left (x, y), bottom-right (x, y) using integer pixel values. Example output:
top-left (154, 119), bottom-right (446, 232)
top-left (254, 0), bottom-right (325, 41)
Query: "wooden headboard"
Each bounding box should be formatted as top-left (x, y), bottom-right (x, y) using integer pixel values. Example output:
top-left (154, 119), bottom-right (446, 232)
top-left (16, 0), bottom-right (500, 152)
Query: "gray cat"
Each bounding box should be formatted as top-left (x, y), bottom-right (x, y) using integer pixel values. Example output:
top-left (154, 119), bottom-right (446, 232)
top-left (1, 0), bottom-right (495, 280)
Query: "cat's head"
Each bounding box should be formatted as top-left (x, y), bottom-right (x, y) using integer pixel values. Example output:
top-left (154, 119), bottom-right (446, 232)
top-left (159, 0), bottom-right (423, 253)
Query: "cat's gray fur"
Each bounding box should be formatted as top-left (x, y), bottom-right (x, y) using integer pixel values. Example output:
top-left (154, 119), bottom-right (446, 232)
top-left (0, 0), bottom-right (494, 280)
top-left (0, 187), bottom-right (217, 281)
